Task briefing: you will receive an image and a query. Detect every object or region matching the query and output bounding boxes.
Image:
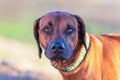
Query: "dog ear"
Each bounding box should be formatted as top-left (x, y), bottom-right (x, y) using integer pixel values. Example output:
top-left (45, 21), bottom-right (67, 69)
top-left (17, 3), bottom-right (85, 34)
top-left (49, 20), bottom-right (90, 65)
top-left (33, 18), bottom-right (42, 58)
top-left (73, 15), bottom-right (87, 51)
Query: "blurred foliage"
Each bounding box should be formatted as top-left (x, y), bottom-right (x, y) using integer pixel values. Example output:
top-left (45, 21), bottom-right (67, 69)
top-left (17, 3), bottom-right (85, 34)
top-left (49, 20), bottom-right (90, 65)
top-left (0, 0), bottom-right (120, 43)
top-left (85, 21), bottom-right (120, 34)
top-left (0, 21), bottom-right (33, 43)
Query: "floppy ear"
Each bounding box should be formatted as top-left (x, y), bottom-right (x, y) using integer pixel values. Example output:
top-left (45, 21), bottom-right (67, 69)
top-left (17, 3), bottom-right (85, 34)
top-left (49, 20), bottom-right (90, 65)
top-left (73, 15), bottom-right (87, 51)
top-left (33, 18), bottom-right (42, 58)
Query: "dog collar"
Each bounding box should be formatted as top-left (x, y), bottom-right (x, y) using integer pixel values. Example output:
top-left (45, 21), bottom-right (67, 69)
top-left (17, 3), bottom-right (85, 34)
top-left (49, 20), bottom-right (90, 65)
top-left (61, 33), bottom-right (90, 72)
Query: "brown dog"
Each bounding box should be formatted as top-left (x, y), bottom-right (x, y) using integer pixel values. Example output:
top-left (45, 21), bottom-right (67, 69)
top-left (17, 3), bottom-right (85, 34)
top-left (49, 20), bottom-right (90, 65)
top-left (33, 11), bottom-right (120, 80)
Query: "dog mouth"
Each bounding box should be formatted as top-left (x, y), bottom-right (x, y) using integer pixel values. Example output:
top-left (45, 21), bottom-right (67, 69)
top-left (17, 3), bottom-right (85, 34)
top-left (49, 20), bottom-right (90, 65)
top-left (49, 52), bottom-right (65, 61)
top-left (50, 56), bottom-right (64, 61)
top-left (45, 46), bottom-right (73, 61)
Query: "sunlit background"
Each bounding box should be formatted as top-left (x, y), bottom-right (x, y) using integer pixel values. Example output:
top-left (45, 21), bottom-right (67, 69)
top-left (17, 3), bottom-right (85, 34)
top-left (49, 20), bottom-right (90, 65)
top-left (0, 0), bottom-right (120, 80)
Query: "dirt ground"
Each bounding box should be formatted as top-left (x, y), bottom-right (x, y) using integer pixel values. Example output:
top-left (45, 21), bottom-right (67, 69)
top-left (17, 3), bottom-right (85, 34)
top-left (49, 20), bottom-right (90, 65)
top-left (0, 61), bottom-right (52, 80)
top-left (0, 37), bottom-right (62, 80)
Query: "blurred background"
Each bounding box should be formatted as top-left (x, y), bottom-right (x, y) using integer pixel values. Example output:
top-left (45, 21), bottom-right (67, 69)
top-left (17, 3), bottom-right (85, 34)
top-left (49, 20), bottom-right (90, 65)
top-left (0, 0), bottom-right (120, 80)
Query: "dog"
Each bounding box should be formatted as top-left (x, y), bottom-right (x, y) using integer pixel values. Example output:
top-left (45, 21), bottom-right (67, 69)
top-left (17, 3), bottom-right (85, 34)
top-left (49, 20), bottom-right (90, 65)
top-left (33, 11), bottom-right (120, 80)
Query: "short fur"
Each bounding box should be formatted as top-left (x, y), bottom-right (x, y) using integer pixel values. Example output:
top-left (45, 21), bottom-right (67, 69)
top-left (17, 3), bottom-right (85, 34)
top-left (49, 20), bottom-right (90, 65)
top-left (33, 11), bottom-right (120, 80)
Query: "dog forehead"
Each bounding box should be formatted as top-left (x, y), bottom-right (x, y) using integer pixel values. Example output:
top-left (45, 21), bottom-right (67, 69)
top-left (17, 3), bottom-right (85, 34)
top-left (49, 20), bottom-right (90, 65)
top-left (40, 11), bottom-right (77, 27)
top-left (46, 11), bottom-right (72, 17)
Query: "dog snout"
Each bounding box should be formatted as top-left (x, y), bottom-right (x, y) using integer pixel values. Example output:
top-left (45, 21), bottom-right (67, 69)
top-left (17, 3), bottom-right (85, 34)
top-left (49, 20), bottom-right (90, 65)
top-left (50, 42), bottom-right (65, 52)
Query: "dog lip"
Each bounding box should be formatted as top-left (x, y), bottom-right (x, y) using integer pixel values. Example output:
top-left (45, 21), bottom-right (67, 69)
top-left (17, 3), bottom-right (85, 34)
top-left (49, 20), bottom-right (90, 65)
top-left (53, 51), bottom-right (63, 54)
top-left (50, 56), bottom-right (64, 61)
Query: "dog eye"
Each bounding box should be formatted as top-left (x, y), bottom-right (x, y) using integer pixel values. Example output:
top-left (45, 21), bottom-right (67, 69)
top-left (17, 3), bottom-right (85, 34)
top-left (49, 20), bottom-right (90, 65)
top-left (44, 27), bottom-right (49, 32)
top-left (42, 26), bottom-right (52, 34)
top-left (66, 28), bottom-right (73, 34)
top-left (65, 25), bottom-right (75, 35)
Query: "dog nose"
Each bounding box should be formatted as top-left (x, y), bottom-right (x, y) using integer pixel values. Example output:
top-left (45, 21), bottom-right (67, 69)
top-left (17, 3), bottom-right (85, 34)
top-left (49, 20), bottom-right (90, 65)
top-left (50, 42), bottom-right (65, 52)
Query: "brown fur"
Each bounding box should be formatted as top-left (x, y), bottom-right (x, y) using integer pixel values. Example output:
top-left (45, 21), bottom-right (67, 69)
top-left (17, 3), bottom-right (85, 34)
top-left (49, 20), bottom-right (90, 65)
top-left (33, 11), bottom-right (120, 80)
top-left (60, 34), bottom-right (120, 80)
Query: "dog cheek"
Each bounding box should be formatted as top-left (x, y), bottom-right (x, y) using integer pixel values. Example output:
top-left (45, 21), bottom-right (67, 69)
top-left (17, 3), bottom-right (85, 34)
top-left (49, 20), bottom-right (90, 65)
top-left (70, 34), bottom-right (78, 49)
top-left (44, 48), bottom-right (51, 59)
top-left (39, 34), bottom-right (48, 49)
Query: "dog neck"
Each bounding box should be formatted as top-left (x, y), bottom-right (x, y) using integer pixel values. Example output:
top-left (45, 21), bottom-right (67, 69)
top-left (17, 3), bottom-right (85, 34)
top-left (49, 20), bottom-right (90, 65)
top-left (51, 33), bottom-right (90, 72)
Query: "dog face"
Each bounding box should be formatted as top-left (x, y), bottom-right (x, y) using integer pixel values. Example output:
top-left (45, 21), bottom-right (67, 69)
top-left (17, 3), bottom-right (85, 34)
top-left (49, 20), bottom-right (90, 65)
top-left (34, 11), bottom-right (86, 61)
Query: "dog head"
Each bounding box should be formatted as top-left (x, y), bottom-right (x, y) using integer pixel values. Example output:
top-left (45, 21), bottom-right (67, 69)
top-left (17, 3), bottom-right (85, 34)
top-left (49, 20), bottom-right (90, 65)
top-left (33, 11), bottom-right (86, 61)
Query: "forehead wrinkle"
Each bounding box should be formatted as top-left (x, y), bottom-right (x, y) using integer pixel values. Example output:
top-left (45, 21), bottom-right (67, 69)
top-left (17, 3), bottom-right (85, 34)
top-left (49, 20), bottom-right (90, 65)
top-left (42, 12), bottom-right (77, 25)
top-left (40, 12), bottom-right (77, 32)
top-left (43, 15), bottom-right (60, 33)
top-left (39, 16), bottom-right (55, 29)
top-left (58, 15), bottom-right (77, 29)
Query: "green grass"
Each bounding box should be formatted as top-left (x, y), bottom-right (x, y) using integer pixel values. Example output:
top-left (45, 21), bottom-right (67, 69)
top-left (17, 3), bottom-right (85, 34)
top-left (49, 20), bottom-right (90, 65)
top-left (0, 19), bottom-right (35, 43)
top-left (85, 21), bottom-right (120, 34)
top-left (86, 22), bottom-right (107, 34)
top-left (0, 12), bottom-right (42, 44)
